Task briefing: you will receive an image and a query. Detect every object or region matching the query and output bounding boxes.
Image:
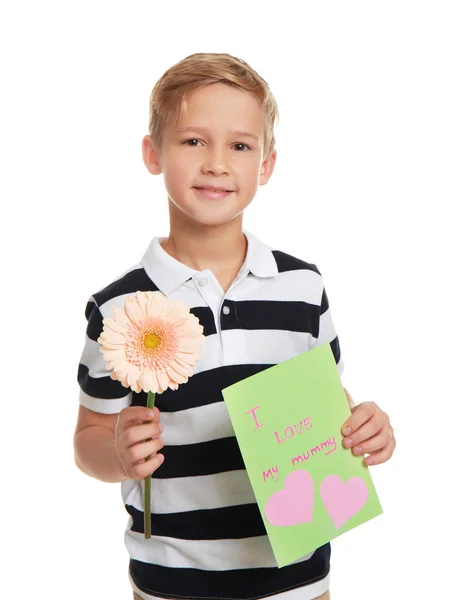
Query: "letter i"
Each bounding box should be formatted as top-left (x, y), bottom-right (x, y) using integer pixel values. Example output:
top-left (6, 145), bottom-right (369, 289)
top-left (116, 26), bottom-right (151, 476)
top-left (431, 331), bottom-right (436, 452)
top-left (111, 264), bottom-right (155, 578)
top-left (246, 405), bottom-right (264, 431)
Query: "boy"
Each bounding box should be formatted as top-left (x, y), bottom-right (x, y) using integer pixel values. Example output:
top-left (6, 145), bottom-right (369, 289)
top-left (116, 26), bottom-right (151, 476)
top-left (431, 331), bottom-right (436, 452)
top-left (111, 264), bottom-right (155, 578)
top-left (74, 52), bottom-right (395, 600)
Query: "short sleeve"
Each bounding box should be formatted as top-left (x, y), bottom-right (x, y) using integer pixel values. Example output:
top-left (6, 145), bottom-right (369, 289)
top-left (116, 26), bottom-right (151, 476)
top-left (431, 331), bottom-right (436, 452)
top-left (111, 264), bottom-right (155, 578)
top-left (77, 297), bottom-right (132, 414)
top-left (316, 277), bottom-right (345, 377)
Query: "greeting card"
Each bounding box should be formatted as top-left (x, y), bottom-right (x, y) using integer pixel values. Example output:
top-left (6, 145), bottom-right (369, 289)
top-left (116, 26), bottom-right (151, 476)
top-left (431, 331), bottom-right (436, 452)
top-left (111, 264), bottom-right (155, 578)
top-left (222, 343), bottom-right (383, 567)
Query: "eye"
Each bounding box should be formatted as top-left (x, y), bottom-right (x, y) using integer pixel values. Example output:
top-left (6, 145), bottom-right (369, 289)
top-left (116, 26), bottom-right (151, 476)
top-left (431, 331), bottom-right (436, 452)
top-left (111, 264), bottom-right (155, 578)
top-left (233, 143), bottom-right (250, 151)
top-left (183, 139), bottom-right (202, 147)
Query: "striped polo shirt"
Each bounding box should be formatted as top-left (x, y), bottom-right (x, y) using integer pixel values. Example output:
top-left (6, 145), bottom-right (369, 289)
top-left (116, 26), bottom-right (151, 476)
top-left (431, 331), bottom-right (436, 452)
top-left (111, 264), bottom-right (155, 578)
top-left (77, 228), bottom-right (345, 600)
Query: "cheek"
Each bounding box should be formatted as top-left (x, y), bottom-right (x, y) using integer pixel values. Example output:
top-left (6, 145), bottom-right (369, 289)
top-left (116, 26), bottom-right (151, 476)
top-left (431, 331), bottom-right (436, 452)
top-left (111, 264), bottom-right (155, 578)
top-left (163, 154), bottom-right (191, 184)
top-left (168, 164), bottom-right (186, 180)
top-left (242, 161), bottom-right (263, 185)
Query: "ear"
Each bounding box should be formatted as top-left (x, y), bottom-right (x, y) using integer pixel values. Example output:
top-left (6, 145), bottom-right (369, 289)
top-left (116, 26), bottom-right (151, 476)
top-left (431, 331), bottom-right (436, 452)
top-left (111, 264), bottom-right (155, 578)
top-left (259, 149), bottom-right (277, 186)
top-left (142, 135), bottom-right (163, 175)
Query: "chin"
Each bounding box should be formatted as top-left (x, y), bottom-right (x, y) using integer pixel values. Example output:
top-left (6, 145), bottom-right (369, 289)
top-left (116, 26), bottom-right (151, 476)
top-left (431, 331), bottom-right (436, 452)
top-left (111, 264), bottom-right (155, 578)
top-left (168, 193), bottom-right (250, 225)
top-left (192, 215), bottom-right (243, 227)
top-left (186, 207), bottom-right (245, 226)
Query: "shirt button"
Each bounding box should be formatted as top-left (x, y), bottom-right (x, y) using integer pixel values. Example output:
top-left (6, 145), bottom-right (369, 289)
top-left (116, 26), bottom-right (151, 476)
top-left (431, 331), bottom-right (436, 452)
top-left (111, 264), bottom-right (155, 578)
top-left (198, 277), bottom-right (208, 287)
top-left (222, 305), bottom-right (231, 315)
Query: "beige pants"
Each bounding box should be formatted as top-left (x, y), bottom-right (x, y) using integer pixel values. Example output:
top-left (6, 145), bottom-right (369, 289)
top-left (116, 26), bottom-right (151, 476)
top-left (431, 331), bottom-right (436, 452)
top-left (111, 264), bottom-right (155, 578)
top-left (134, 591), bottom-right (330, 600)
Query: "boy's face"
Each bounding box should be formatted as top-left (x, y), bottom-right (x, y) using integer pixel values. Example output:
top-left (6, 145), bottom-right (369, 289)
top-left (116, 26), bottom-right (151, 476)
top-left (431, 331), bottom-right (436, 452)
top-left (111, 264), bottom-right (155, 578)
top-left (142, 82), bottom-right (276, 227)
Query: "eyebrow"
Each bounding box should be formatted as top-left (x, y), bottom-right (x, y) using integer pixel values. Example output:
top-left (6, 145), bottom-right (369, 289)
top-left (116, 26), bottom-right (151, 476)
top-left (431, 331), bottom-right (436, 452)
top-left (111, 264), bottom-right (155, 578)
top-left (175, 126), bottom-right (260, 142)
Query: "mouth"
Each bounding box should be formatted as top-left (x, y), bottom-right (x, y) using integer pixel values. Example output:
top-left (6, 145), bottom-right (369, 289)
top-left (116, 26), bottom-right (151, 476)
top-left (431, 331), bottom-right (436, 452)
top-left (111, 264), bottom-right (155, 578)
top-left (193, 187), bottom-right (234, 199)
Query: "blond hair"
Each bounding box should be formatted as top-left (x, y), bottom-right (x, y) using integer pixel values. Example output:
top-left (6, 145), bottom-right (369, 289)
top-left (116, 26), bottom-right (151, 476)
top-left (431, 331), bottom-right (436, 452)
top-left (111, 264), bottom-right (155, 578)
top-left (148, 52), bottom-right (279, 158)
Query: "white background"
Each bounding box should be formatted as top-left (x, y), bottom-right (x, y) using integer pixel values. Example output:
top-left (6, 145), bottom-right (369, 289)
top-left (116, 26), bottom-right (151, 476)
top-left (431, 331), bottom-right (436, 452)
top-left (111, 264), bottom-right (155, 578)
top-left (2, 1), bottom-right (467, 598)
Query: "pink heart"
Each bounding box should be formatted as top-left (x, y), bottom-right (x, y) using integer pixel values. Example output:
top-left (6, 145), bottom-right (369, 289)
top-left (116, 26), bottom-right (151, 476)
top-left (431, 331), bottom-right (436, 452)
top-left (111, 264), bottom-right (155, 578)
top-left (265, 470), bottom-right (314, 526)
top-left (320, 474), bottom-right (368, 529)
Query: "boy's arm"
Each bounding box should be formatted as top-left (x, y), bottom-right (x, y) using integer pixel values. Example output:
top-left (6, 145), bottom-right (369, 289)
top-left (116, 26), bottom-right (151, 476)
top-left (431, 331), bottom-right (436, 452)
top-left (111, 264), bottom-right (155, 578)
top-left (74, 405), bottom-right (128, 483)
top-left (75, 297), bottom-right (132, 483)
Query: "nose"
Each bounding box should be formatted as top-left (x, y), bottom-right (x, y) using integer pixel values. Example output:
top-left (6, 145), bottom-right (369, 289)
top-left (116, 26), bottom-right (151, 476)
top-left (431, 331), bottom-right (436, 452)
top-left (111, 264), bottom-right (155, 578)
top-left (202, 147), bottom-right (230, 176)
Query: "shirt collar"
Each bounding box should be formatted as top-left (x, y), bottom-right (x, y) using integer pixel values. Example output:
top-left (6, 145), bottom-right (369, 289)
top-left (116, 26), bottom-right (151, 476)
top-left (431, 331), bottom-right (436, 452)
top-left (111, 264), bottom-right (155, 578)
top-left (140, 229), bottom-right (279, 296)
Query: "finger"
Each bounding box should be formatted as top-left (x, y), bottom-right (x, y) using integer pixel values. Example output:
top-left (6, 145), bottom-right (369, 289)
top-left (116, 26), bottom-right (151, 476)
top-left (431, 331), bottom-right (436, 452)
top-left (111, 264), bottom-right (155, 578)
top-left (351, 430), bottom-right (390, 455)
top-left (132, 453), bottom-right (165, 480)
top-left (364, 438), bottom-right (396, 466)
top-left (123, 422), bottom-right (164, 448)
top-left (343, 417), bottom-right (383, 449)
top-left (342, 401), bottom-right (377, 436)
top-left (118, 406), bottom-right (161, 431)
top-left (128, 437), bottom-right (164, 465)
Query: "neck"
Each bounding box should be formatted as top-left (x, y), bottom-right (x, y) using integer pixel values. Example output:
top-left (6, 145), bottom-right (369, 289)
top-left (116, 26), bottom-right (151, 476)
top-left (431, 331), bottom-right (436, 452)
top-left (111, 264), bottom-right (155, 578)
top-left (161, 204), bottom-right (247, 273)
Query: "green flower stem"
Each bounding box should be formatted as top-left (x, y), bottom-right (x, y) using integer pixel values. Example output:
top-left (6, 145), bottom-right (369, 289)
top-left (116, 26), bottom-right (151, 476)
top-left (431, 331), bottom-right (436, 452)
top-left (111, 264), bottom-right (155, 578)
top-left (144, 390), bottom-right (156, 540)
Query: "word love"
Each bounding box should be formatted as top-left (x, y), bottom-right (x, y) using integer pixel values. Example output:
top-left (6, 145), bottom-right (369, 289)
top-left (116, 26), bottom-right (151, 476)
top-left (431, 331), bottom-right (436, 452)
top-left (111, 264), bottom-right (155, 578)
top-left (246, 405), bottom-right (312, 444)
top-left (274, 416), bottom-right (312, 444)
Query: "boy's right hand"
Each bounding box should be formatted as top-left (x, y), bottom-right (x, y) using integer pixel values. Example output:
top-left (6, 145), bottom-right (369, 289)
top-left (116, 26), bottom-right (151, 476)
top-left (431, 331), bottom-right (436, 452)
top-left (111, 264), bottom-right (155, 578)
top-left (115, 406), bottom-right (165, 480)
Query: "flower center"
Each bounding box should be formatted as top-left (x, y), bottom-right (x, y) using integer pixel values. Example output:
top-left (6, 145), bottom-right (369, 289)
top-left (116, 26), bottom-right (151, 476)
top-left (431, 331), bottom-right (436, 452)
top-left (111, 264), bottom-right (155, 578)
top-left (143, 332), bottom-right (162, 350)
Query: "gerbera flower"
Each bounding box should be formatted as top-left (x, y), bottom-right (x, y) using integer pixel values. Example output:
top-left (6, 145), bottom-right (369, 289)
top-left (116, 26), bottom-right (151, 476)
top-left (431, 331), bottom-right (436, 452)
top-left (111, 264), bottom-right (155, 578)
top-left (98, 290), bottom-right (205, 394)
top-left (97, 290), bottom-right (205, 539)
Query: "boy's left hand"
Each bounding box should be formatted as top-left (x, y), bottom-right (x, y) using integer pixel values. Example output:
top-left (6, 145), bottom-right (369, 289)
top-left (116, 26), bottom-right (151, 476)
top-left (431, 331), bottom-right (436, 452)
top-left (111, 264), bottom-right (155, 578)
top-left (341, 402), bottom-right (396, 466)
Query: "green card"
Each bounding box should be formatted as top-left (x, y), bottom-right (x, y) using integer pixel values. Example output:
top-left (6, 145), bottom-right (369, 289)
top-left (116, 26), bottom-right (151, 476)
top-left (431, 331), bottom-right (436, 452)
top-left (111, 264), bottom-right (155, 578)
top-left (222, 343), bottom-right (383, 568)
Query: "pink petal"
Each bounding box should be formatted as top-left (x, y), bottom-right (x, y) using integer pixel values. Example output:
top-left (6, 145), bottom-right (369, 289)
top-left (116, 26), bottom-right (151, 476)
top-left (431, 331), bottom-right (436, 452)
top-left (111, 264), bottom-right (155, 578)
top-left (111, 306), bottom-right (132, 328)
top-left (150, 291), bottom-right (167, 318)
top-left (166, 362), bottom-right (184, 384)
top-left (157, 368), bottom-right (170, 391)
top-left (139, 367), bottom-right (153, 393)
top-left (179, 337), bottom-right (205, 353)
top-left (100, 340), bottom-right (125, 350)
top-left (106, 358), bottom-right (128, 372)
top-left (176, 338), bottom-right (199, 353)
top-left (178, 319), bottom-right (204, 338)
top-left (126, 302), bottom-right (146, 325)
top-left (132, 379), bottom-right (143, 393)
top-left (103, 318), bottom-right (129, 335)
top-left (171, 357), bottom-right (193, 378)
top-left (171, 316), bottom-right (189, 328)
top-left (102, 330), bottom-right (126, 345)
top-left (166, 299), bottom-right (191, 322)
top-left (110, 369), bottom-right (128, 387)
top-left (101, 348), bottom-right (126, 359)
top-left (127, 365), bottom-right (140, 389)
top-left (137, 291), bottom-right (157, 320)
top-left (149, 370), bottom-right (159, 394)
top-left (176, 352), bottom-right (198, 368)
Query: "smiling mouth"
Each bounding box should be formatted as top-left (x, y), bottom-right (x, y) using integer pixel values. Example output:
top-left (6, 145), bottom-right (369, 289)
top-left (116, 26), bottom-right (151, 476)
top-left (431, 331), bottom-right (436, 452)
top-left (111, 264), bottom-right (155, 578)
top-left (194, 187), bottom-right (234, 192)
top-left (193, 187), bottom-right (234, 199)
